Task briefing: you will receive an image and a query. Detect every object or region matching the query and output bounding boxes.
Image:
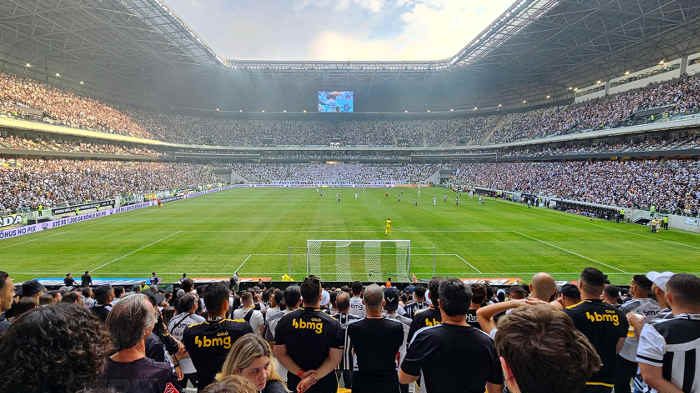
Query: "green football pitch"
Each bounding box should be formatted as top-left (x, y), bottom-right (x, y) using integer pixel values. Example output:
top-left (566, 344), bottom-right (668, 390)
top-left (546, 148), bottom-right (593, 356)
top-left (1, 187), bottom-right (698, 284)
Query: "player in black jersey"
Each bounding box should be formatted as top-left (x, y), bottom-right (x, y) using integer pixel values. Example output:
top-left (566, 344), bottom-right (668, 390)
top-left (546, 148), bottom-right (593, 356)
top-left (400, 279), bottom-right (503, 393)
top-left (564, 268), bottom-right (628, 393)
top-left (183, 282), bottom-right (253, 390)
top-left (347, 284), bottom-right (404, 393)
top-left (274, 276), bottom-right (343, 393)
top-left (407, 278), bottom-right (442, 342)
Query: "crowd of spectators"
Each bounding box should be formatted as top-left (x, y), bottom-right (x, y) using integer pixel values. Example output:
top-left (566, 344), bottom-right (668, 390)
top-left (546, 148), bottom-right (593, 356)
top-left (453, 160), bottom-right (699, 215)
top-left (0, 72), bottom-right (150, 138)
top-left (1, 269), bottom-right (698, 393)
top-left (230, 163), bottom-right (438, 185)
top-left (0, 159), bottom-right (217, 213)
top-left (0, 133), bottom-right (160, 157)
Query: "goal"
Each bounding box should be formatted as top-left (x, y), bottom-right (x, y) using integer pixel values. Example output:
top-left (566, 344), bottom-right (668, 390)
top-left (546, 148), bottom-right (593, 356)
top-left (305, 239), bottom-right (411, 281)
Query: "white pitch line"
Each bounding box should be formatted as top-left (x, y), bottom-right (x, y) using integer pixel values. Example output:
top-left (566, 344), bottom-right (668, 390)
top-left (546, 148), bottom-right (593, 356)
top-left (234, 254), bottom-right (252, 273)
top-left (513, 231), bottom-right (627, 273)
top-left (91, 231), bottom-right (183, 272)
top-left (12, 271), bottom-right (700, 276)
top-left (452, 253), bottom-right (482, 273)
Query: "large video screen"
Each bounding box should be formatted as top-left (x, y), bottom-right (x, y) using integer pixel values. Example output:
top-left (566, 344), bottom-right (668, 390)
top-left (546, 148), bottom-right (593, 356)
top-left (318, 91), bottom-right (354, 112)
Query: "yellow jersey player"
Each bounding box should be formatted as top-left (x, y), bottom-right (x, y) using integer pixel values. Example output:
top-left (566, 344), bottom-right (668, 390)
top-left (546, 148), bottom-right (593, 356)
top-left (385, 217), bottom-right (392, 236)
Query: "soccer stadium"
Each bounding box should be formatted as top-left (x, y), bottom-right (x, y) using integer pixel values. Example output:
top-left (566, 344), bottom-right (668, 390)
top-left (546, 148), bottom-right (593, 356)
top-left (0, 1), bottom-right (699, 393)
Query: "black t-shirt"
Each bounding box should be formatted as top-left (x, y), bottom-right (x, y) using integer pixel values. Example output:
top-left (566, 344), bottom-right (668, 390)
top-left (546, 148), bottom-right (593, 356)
top-left (564, 299), bottom-right (628, 386)
top-left (466, 309), bottom-right (483, 331)
top-left (401, 324), bottom-right (503, 393)
top-left (275, 307), bottom-right (344, 371)
top-left (347, 317), bottom-right (404, 386)
top-left (407, 307), bottom-right (441, 342)
top-left (64, 277), bottom-right (76, 287)
top-left (101, 357), bottom-right (179, 393)
top-left (183, 318), bottom-right (253, 389)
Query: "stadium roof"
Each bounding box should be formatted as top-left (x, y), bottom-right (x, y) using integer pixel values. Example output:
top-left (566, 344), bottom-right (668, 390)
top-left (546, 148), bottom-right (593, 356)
top-left (1, 0), bottom-right (700, 107)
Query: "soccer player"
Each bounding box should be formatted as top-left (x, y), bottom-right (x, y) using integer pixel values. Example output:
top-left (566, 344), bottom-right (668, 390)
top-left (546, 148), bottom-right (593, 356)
top-left (385, 218), bottom-right (392, 236)
top-left (354, 192), bottom-right (358, 200)
top-left (432, 196), bottom-right (437, 207)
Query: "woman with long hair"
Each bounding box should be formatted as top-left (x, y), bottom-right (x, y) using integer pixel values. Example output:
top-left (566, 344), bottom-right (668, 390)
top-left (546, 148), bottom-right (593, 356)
top-left (218, 333), bottom-right (288, 393)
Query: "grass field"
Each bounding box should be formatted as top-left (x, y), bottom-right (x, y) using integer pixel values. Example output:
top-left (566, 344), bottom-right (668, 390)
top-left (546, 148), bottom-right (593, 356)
top-left (1, 187), bottom-right (698, 284)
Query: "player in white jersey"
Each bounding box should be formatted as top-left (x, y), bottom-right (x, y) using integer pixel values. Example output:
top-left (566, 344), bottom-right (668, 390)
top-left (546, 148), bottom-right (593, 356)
top-left (432, 196), bottom-right (437, 207)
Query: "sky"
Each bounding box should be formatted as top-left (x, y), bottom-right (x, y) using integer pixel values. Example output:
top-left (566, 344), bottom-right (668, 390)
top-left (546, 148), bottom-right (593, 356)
top-left (165, 0), bottom-right (516, 61)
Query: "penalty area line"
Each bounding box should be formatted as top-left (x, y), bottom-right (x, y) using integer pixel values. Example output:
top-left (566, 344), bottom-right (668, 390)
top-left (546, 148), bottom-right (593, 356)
top-left (513, 231), bottom-right (627, 273)
top-left (234, 254), bottom-right (252, 273)
top-left (452, 253), bottom-right (482, 273)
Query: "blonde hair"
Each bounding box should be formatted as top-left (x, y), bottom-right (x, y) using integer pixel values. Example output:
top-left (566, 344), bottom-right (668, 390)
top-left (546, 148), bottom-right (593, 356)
top-left (217, 333), bottom-right (287, 387)
top-left (202, 375), bottom-right (257, 393)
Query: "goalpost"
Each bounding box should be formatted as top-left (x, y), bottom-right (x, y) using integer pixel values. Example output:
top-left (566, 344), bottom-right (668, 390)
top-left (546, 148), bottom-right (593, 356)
top-left (306, 239), bottom-right (411, 282)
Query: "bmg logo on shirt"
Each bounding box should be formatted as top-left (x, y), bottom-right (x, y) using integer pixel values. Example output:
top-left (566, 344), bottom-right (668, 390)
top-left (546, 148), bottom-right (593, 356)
top-left (194, 333), bottom-right (232, 349)
top-left (585, 311), bottom-right (620, 326)
top-left (292, 318), bottom-right (324, 334)
top-left (424, 317), bottom-right (440, 327)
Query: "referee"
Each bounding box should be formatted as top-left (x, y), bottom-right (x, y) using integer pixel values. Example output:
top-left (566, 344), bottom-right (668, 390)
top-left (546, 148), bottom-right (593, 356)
top-left (274, 276), bottom-right (343, 393)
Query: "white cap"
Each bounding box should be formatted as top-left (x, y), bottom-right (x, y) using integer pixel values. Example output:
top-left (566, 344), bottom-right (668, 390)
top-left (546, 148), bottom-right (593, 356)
top-left (646, 271), bottom-right (674, 292)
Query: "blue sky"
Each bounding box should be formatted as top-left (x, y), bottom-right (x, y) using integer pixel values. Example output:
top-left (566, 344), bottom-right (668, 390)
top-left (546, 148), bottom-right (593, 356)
top-left (165, 0), bottom-right (516, 61)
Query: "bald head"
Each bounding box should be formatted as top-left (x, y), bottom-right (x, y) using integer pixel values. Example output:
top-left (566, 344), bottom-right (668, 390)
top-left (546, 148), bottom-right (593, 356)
top-left (363, 284), bottom-right (384, 310)
top-left (531, 273), bottom-right (557, 302)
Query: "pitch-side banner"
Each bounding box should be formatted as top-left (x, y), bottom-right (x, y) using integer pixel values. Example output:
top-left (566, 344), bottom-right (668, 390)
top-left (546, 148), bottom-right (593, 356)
top-left (0, 201), bottom-right (154, 240)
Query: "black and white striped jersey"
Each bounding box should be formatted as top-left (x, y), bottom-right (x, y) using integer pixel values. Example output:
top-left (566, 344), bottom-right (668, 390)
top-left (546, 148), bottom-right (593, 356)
top-left (637, 313), bottom-right (700, 393)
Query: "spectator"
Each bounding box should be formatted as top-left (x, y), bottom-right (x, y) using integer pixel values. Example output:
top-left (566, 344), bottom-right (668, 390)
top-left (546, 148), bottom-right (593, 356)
top-left (382, 287), bottom-right (412, 393)
top-left (82, 287), bottom-right (96, 308)
top-left (564, 268), bottom-right (628, 393)
top-left (201, 375), bottom-right (257, 393)
top-left (273, 276), bottom-right (343, 393)
top-left (61, 291), bottom-right (84, 305)
top-left (102, 293), bottom-right (180, 393)
top-left (603, 285), bottom-right (622, 306)
top-left (399, 278), bottom-right (503, 393)
top-left (407, 277), bottom-right (442, 342)
top-left (92, 285), bottom-right (114, 322)
top-left (467, 283), bottom-right (487, 330)
top-left (346, 284), bottom-right (404, 393)
top-left (403, 285), bottom-right (428, 319)
top-left (0, 303), bottom-right (109, 393)
top-left (615, 275), bottom-right (660, 393)
top-left (265, 288), bottom-right (285, 326)
top-left (168, 293), bottom-right (205, 388)
top-left (637, 273), bottom-right (700, 393)
top-left (495, 305), bottom-right (601, 393)
top-left (183, 282), bottom-right (253, 390)
top-left (348, 281), bottom-right (365, 318)
top-left (17, 279), bottom-right (44, 304)
top-left (0, 271), bottom-right (14, 335)
top-left (556, 283), bottom-right (581, 308)
top-left (217, 333), bottom-right (288, 393)
top-left (232, 291), bottom-right (265, 336)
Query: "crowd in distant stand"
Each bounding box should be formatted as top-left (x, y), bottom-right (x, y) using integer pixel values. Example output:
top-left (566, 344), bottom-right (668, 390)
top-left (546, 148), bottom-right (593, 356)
top-left (1, 269), bottom-right (699, 393)
top-left (230, 163), bottom-right (438, 185)
top-left (0, 72), bottom-right (150, 138)
top-left (3, 70), bottom-right (700, 147)
top-left (0, 133), bottom-right (160, 157)
top-left (0, 159), bottom-right (217, 213)
top-left (453, 160), bottom-right (699, 215)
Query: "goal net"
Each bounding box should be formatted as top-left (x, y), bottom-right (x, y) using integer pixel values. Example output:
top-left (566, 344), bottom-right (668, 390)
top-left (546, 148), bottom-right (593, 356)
top-left (306, 239), bottom-right (411, 281)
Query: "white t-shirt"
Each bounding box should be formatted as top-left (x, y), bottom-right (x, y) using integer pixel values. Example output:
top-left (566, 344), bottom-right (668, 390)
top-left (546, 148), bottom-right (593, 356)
top-left (349, 296), bottom-right (365, 318)
top-left (232, 307), bottom-right (265, 335)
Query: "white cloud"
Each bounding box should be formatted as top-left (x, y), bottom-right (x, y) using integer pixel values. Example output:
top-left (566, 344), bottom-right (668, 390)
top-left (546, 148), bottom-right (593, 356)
top-left (309, 0), bottom-right (515, 60)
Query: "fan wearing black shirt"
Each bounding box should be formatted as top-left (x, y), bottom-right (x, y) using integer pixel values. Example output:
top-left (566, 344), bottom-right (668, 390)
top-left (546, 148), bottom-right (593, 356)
top-left (399, 279), bottom-right (503, 393)
top-left (64, 273), bottom-right (76, 287)
top-left (407, 278), bottom-right (442, 342)
top-left (274, 276), bottom-right (344, 393)
top-left (564, 268), bottom-right (628, 393)
top-left (92, 285), bottom-right (114, 323)
top-left (346, 284), bottom-right (404, 393)
top-left (403, 285), bottom-right (428, 319)
top-left (183, 282), bottom-right (253, 390)
top-left (102, 294), bottom-right (180, 393)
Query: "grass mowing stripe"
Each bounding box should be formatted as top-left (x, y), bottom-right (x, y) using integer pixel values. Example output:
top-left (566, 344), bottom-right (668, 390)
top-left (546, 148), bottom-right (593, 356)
top-left (91, 231), bottom-right (183, 272)
top-left (513, 231), bottom-right (627, 273)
